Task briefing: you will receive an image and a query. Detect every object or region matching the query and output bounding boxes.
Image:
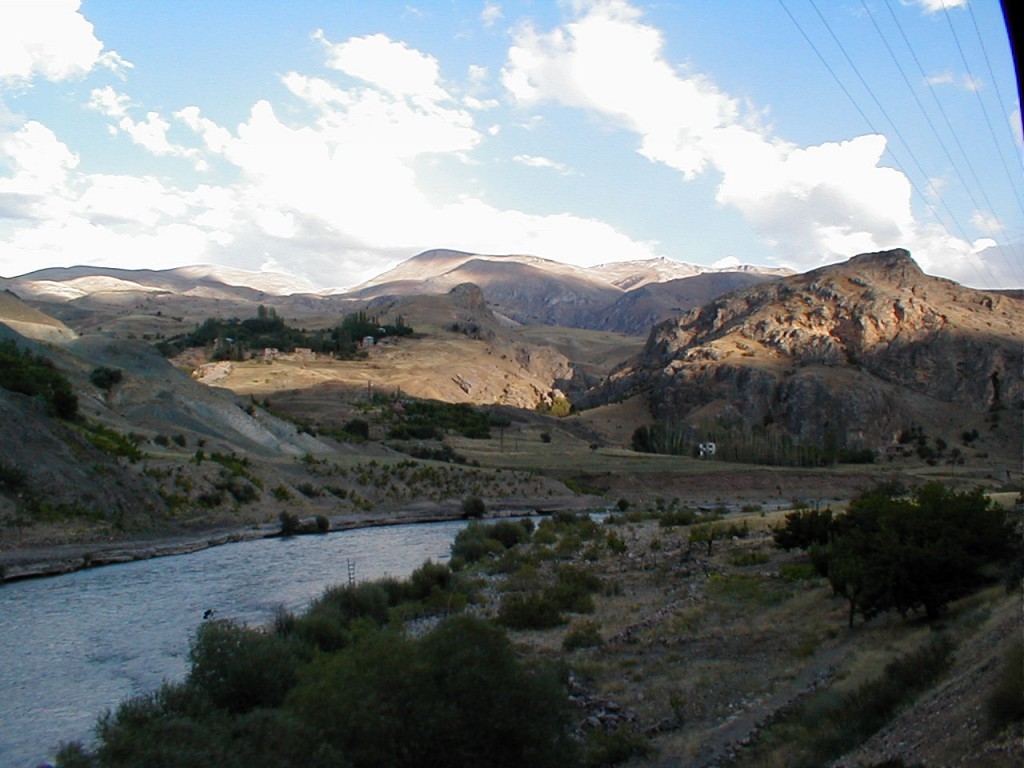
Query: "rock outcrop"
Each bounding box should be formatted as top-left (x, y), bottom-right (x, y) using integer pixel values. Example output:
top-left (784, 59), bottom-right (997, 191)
top-left (582, 249), bottom-right (1023, 452)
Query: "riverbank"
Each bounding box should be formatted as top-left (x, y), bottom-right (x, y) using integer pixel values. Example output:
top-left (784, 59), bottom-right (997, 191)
top-left (0, 494), bottom-right (601, 583)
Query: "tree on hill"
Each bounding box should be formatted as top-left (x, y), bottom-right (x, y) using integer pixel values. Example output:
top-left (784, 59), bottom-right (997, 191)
top-left (0, 339), bottom-right (78, 420)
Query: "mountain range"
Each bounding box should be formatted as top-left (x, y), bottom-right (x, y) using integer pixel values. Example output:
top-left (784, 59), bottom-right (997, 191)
top-left (1, 247), bottom-right (1020, 555)
top-left (3, 250), bottom-right (791, 335)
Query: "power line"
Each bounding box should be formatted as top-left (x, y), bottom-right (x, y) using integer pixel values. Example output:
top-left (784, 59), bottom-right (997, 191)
top-left (868, 0), bottom-right (1024, 282)
top-left (777, 0), bottom-right (1009, 287)
top-left (967, 0), bottom-right (1024, 171)
top-left (941, 3), bottom-right (1024, 217)
top-left (804, 0), bottom-right (1001, 285)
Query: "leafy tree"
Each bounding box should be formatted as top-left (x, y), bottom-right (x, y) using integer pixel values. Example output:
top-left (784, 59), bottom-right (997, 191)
top-left (826, 483), bottom-right (1015, 626)
top-left (773, 508), bottom-right (834, 551)
top-left (187, 620), bottom-right (302, 714)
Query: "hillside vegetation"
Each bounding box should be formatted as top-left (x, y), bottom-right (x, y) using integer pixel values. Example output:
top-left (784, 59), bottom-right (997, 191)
top-left (55, 486), bottom-right (1022, 767)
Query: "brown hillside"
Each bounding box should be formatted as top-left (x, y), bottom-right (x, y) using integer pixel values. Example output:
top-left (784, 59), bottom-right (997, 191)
top-left (583, 249), bottom-right (1023, 460)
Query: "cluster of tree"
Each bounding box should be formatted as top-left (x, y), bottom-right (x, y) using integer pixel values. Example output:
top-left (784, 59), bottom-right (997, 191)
top-left (55, 561), bottom-right (574, 768)
top-left (631, 421), bottom-right (875, 466)
top-left (774, 482), bottom-right (1017, 626)
top-left (156, 306), bottom-right (412, 360)
top-left (0, 339), bottom-right (78, 419)
top-left (384, 398), bottom-right (503, 440)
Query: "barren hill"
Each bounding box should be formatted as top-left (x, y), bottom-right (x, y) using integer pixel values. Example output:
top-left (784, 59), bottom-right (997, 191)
top-left (582, 249), bottom-right (1024, 458)
top-left (0, 290), bottom-right (78, 344)
top-left (348, 249), bottom-right (787, 332)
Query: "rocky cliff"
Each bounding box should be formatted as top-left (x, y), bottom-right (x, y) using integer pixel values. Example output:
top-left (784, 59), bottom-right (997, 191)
top-left (582, 249), bottom-right (1023, 454)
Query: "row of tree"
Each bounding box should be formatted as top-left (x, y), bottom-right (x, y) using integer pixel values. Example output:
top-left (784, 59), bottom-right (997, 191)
top-left (156, 307), bottom-right (413, 360)
top-left (774, 482), bottom-right (1018, 626)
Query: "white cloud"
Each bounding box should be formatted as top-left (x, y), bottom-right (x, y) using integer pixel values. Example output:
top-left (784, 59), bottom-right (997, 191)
top-left (970, 209), bottom-right (1004, 235)
top-left (925, 71), bottom-right (954, 86)
top-left (0, 120), bottom-right (77, 186)
top-left (8, 28), bottom-right (652, 286)
top-left (503, 0), bottom-right (737, 179)
top-left (512, 153), bottom-right (574, 174)
top-left (481, 3), bottom-right (504, 28)
top-left (316, 30), bottom-right (449, 103)
top-left (0, 0), bottom-right (126, 85)
top-left (914, 0), bottom-right (967, 12)
top-left (89, 86), bottom-right (203, 165)
top-left (500, 0), bottom-right (1004, 279)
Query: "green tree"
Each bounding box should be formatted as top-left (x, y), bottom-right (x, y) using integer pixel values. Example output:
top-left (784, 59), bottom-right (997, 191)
top-left (827, 483), bottom-right (1015, 626)
top-left (773, 508), bottom-right (834, 551)
top-left (188, 620), bottom-right (301, 714)
top-left (286, 616), bottom-right (573, 768)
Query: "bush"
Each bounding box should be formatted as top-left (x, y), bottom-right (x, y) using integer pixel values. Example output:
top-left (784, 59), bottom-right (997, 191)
top-left (773, 508), bottom-right (833, 550)
top-left (407, 559), bottom-right (453, 602)
top-left (0, 462), bottom-right (27, 494)
top-left (547, 565), bottom-right (602, 613)
top-left (287, 615), bottom-right (574, 768)
top-left (89, 366), bottom-right (123, 391)
top-left (279, 511), bottom-right (300, 536)
top-left (487, 519), bottom-right (532, 549)
top-left (497, 592), bottom-right (565, 630)
top-left (461, 495), bottom-right (486, 519)
top-left (0, 339), bottom-right (79, 419)
top-left (563, 620), bottom-right (604, 651)
top-left (342, 418), bottom-right (370, 439)
top-left (987, 643), bottom-right (1024, 730)
top-left (187, 620), bottom-right (301, 713)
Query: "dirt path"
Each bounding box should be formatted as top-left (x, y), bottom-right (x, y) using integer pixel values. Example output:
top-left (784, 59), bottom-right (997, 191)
top-left (678, 634), bottom-right (854, 767)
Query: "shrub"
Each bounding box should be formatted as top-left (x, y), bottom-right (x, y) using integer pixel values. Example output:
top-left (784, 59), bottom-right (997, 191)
top-left (606, 531), bottom-right (627, 554)
top-left (581, 727), bottom-right (651, 767)
top-left (313, 582), bottom-right (393, 628)
top-left (0, 339), bottom-right (79, 419)
top-left (461, 495), bottom-right (486, 519)
top-left (342, 418), bottom-right (370, 439)
top-left (547, 565), bottom-right (602, 613)
top-left (563, 620), bottom-right (604, 651)
top-left (450, 524), bottom-right (504, 566)
top-left (0, 463), bottom-right (27, 494)
top-left (89, 366), bottom-right (123, 391)
top-left (659, 507), bottom-right (698, 527)
top-left (187, 620), bottom-right (301, 714)
top-left (773, 508), bottom-right (833, 550)
top-left (407, 559), bottom-right (453, 602)
top-left (780, 563), bottom-right (820, 582)
top-left (497, 592), bottom-right (564, 629)
top-left (486, 519), bottom-right (532, 549)
top-left (729, 551), bottom-right (770, 567)
top-left (287, 615), bottom-right (574, 768)
top-left (279, 511), bottom-right (300, 536)
top-left (987, 643), bottom-right (1024, 730)
top-left (314, 514), bottom-right (330, 533)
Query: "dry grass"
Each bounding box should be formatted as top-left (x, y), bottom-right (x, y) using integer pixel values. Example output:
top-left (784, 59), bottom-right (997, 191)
top-left (482, 510), bottom-right (1022, 767)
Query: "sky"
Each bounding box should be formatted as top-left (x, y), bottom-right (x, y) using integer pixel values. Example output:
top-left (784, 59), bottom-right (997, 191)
top-left (0, 0), bottom-right (1020, 290)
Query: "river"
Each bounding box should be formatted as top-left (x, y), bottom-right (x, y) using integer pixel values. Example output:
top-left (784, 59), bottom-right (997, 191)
top-left (0, 520), bottom-right (467, 768)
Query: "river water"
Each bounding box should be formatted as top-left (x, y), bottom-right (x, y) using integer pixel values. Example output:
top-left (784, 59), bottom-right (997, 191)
top-left (0, 520), bottom-right (467, 768)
